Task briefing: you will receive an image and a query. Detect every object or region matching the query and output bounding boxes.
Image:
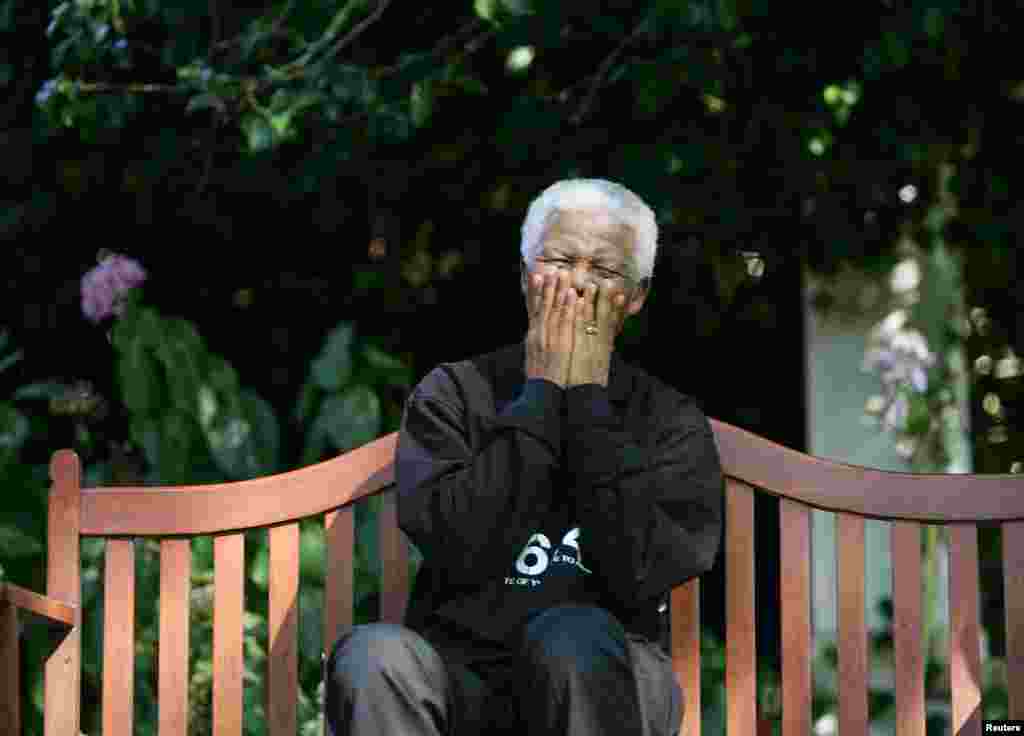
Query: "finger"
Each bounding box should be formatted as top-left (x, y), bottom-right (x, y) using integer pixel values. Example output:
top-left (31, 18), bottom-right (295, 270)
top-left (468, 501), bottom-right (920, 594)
top-left (610, 287), bottom-right (626, 331)
top-left (592, 281), bottom-right (608, 329)
top-left (584, 283), bottom-right (598, 325)
top-left (548, 271), bottom-right (568, 328)
top-left (541, 271), bottom-right (557, 325)
top-left (531, 272), bottom-right (547, 320)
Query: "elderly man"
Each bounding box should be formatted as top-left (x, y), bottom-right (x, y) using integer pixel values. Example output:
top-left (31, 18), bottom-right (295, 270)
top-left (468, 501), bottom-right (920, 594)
top-left (326, 179), bottom-right (724, 736)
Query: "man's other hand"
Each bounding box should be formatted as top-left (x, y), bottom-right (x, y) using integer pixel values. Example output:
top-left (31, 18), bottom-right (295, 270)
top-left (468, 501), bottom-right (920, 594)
top-left (525, 270), bottom-right (577, 388)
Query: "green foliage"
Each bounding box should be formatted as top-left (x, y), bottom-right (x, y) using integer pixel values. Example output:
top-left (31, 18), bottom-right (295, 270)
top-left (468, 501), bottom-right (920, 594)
top-left (1, 276), bottom-right (417, 734)
top-left (110, 294), bottom-right (280, 482)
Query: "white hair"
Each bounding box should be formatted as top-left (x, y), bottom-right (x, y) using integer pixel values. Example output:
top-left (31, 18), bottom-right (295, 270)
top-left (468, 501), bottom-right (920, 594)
top-left (520, 178), bottom-right (658, 282)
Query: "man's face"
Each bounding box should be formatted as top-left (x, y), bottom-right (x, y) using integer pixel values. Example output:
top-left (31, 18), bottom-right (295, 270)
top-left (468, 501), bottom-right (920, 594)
top-left (520, 208), bottom-right (649, 334)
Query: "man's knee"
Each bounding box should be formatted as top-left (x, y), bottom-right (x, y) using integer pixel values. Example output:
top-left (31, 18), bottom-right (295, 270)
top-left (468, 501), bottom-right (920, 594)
top-left (327, 623), bottom-right (445, 690)
top-left (521, 605), bottom-right (629, 678)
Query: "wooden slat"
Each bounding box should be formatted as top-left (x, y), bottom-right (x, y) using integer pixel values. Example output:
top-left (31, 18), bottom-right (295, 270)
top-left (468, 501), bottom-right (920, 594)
top-left (159, 539), bottom-right (191, 736)
top-left (671, 580), bottom-right (700, 736)
top-left (948, 525), bottom-right (982, 736)
top-left (1003, 521), bottom-right (1024, 720)
top-left (46, 449), bottom-right (81, 736)
top-left (324, 508), bottom-right (354, 657)
top-left (213, 533), bottom-right (245, 736)
top-left (379, 490), bottom-right (409, 624)
top-left (891, 522), bottom-right (925, 736)
top-left (80, 434), bottom-right (397, 536)
top-left (779, 499), bottom-right (811, 736)
top-left (268, 524), bottom-right (299, 736)
top-left (708, 419), bottom-right (1024, 523)
top-left (103, 539), bottom-right (136, 736)
top-left (725, 479), bottom-right (756, 736)
top-left (0, 594), bottom-right (18, 736)
top-left (836, 512), bottom-right (868, 736)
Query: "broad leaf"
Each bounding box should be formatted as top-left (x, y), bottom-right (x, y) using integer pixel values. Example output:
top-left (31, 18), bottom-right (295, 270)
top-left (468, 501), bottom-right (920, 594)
top-left (311, 322), bottom-right (355, 391)
top-left (0, 404), bottom-right (28, 451)
top-left (117, 340), bottom-right (163, 414)
top-left (360, 344), bottom-right (412, 389)
top-left (320, 385), bottom-right (381, 453)
top-left (0, 524), bottom-right (42, 558)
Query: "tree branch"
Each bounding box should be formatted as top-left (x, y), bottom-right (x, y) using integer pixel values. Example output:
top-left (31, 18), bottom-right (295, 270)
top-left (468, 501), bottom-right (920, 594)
top-left (569, 14), bottom-right (649, 126)
top-left (318, 0), bottom-right (392, 66)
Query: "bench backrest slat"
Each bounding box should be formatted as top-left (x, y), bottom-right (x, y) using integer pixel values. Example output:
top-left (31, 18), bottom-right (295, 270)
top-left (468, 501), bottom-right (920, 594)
top-left (1004, 521), bottom-right (1024, 719)
top-left (46, 451), bottom-right (81, 736)
top-left (836, 513), bottom-right (869, 734)
top-left (103, 539), bottom-right (135, 736)
top-left (324, 509), bottom-right (354, 653)
top-left (212, 533), bottom-right (244, 736)
top-left (779, 498), bottom-right (811, 736)
top-left (159, 539), bottom-right (191, 736)
top-left (949, 525), bottom-right (982, 735)
top-left (268, 524), bottom-right (300, 736)
top-left (670, 581), bottom-right (700, 736)
top-left (891, 521), bottom-right (926, 736)
top-left (725, 479), bottom-right (756, 736)
top-left (378, 491), bottom-right (409, 624)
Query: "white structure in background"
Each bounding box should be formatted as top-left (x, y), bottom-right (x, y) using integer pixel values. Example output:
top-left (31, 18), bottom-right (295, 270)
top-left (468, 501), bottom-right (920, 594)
top-left (802, 248), bottom-right (972, 736)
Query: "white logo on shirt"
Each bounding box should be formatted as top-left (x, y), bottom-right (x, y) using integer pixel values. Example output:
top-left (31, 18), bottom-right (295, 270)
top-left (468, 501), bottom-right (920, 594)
top-left (507, 526), bottom-right (593, 587)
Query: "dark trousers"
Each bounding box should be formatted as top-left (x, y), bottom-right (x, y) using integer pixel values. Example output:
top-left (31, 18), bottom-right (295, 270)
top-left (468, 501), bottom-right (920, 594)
top-left (325, 604), bottom-right (684, 736)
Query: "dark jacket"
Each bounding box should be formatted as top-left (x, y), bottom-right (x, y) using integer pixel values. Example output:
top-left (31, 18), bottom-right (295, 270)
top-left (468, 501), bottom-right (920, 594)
top-left (396, 342), bottom-right (724, 652)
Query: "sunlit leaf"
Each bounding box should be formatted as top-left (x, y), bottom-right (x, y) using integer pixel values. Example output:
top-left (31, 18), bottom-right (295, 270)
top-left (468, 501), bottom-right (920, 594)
top-left (410, 81), bottom-right (432, 127)
top-left (12, 381), bottom-right (66, 401)
top-left (241, 113), bottom-right (274, 153)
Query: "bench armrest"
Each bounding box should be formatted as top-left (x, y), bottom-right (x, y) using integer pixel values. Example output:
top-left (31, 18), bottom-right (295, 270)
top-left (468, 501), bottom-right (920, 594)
top-left (1, 582), bottom-right (78, 734)
top-left (0, 582), bottom-right (77, 628)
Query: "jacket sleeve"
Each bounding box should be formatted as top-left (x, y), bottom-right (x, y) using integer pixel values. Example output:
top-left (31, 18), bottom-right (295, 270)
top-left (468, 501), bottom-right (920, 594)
top-left (564, 384), bottom-right (724, 612)
top-left (396, 367), bottom-right (564, 589)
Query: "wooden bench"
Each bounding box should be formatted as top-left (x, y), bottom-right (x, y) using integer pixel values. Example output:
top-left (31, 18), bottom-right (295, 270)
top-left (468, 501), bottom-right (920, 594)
top-left (2, 419), bottom-right (1022, 735)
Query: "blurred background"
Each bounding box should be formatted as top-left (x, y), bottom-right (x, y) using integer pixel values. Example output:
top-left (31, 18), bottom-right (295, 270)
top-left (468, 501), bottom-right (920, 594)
top-left (1, 1), bottom-right (1022, 734)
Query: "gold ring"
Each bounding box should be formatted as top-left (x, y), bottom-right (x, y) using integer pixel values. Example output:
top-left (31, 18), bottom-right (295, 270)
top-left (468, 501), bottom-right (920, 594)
top-left (584, 324), bottom-right (598, 335)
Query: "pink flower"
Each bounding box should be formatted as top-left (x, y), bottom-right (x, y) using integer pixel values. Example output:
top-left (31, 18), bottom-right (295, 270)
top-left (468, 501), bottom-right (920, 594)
top-left (81, 254), bottom-right (147, 323)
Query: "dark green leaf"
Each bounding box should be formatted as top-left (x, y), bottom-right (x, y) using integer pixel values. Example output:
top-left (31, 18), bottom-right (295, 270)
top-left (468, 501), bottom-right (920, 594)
top-left (154, 318), bottom-right (205, 416)
top-left (0, 524), bottom-right (43, 558)
top-left (319, 385), bottom-right (381, 453)
top-left (186, 93), bottom-right (226, 115)
top-left (387, 52), bottom-right (439, 88)
top-left (12, 381), bottom-right (67, 401)
top-left (129, 415), bottom-right (162, 472)
top-left (239, 389), bottom-right (281, 476)
top-left (294, 380), bottom-right (321, 426)
top-left (355, 502), bottom-right (380, 579)
top-left (159, 410), bottom-right (198, 484)
top-left (360, 344), bottom-right (412, 389)
top-left (410, 81), bottom-right (432, 128)
top-left (0, 347), bottom-right (22, 375)
top-left (299, 586), bottom-right (324, 666)
top-left (299, 522), bottom-right (325, 583)
top-left (117, 341), bottom-right (163, 414)
top-left (312, 322), bottom-right (355, 391)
